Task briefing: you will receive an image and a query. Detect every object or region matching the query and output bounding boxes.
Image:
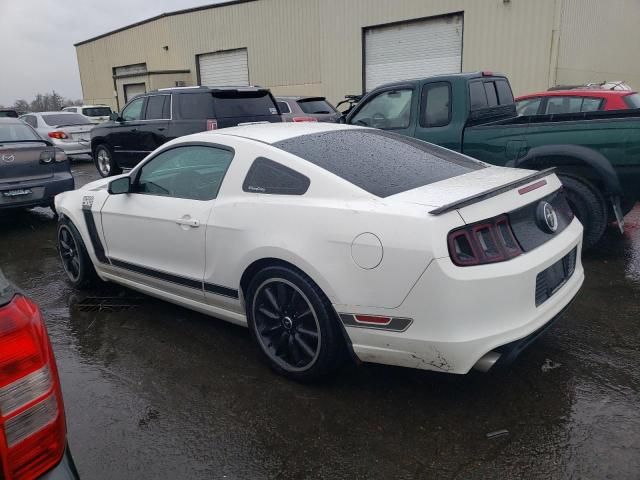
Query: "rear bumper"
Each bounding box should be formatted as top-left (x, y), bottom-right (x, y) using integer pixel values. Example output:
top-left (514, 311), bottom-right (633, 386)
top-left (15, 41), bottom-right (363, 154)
top-left (0, 172), bottom-right (74, 210)
top-left (51, 140), bottom-right (91, 156)
top-left (338, 218), bottom-right (584, 374)
top-left (39, 446), bottom-right (80, 480)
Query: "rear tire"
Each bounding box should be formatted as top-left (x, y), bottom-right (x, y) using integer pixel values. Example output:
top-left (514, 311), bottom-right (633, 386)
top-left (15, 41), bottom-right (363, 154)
top-left (94, 144), bottom-right (121, 178)
top-left (558, 174), bottom-right (607, 250)
top-left (246, 265), bottom-right (345, 381)
top-left (57, 219), bottom-right (99, 289)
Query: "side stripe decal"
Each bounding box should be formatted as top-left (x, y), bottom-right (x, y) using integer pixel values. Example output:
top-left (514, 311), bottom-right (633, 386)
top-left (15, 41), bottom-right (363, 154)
top-left (109, 258), bottom-right (239, 300)
top-left (81, 209), bottom-right (109, 264)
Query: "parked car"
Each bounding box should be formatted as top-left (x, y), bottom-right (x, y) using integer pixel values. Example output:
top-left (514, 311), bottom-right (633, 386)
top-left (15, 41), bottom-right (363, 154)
top-left (346, 71), bottom-right (640, 249)
top-left (276, 96), bottom-right (341, 123)
top-left (55, 123), bottom-right (583, 381)
top-left (91, 86), bottom-right (282, 177)
top-left (0, 109), bottom-right (19, 118)
top-left (516, 89), bottom-right (640, 116)
top-left (62, 105), bottom-right (113, 124)
top-left (19, 112), bottom-right (93, 159)
top-left (0, 270), bottom-right (79, 479)
top-left (0, 118), bottom-right (74, 213)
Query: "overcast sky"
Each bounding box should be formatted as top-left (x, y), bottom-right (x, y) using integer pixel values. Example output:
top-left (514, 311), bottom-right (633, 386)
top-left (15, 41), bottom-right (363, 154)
top-left (0, 0), bottom-right (226, 106)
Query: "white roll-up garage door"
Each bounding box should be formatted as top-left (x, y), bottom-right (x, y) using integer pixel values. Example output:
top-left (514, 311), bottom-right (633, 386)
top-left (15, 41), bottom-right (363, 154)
top-left (364, 14), bottom-right (463, 92)
top-left (198, 48), bottom-right (249, 86)
top-left (124, 82), bottom-right (146, 103)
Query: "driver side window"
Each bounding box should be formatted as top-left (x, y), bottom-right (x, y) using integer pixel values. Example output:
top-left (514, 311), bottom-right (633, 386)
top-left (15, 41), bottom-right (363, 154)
top-left (136, 145), bottom-right (234, 201)
top-left (350, 89), bottom-right (413, 129)
top-left (121, 97), bottom-right (145, 121)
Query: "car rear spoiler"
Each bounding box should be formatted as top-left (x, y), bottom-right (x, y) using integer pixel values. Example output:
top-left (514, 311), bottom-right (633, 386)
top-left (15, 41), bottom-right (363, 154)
top-left (429, 168), bottom-right (556, 215)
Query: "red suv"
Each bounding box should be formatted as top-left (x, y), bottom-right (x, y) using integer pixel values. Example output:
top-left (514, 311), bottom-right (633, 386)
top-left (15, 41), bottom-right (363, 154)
top-left (516, 89), bottom-right (640, 115)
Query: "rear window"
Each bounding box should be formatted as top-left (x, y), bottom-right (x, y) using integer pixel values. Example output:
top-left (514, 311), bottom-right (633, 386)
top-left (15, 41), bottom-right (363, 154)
top-left (212, 91), bottom-right (278, 118)
top-left (297, 98), bottom-right (335, 114)
top-left (0, 122), bottom-right (42, 142)
top-left (273, 130), bottom-right (485, 198)
top-left (470, 79), bottom-right (513, 110)
top-left (624, 93), bottom-right (640, 108)
top-left (82, 107), bottom-right (111, 117)
top-left (0, 110), bottom-right (19, 118)
top-left (42, 114), bottom-right (91, 127)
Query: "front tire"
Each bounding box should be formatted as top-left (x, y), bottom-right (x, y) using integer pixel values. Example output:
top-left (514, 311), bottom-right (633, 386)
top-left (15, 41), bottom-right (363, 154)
top-left (94, 144), bottom-right (121, 178)
top-left (246, 265), bottom-right (345, 381)
top-left (558, 174), bottom-right (607, 250)
top-left (57, 219), bottom-right (99, 289)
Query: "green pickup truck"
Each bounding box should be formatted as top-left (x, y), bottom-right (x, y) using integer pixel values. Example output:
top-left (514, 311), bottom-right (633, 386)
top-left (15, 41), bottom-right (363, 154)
top-left (345, 72), bottom-right (640, 248)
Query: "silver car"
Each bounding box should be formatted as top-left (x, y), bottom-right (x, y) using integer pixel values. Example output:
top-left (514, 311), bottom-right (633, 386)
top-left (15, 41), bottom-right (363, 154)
top-left (19, 111), bottom-right (93, 158)
top-left (276, 96), bottom-right (341, 123)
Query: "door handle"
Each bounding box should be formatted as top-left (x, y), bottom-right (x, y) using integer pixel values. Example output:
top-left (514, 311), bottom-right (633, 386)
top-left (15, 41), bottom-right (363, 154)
top-left (176, 216), bottom-right (200, 228)
top-left (158, 127), bottom-right (166, 131)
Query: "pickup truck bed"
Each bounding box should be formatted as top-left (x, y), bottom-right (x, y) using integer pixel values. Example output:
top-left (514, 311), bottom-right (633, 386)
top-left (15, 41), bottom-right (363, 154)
top-left (347, 72), bottom-right (640, 248)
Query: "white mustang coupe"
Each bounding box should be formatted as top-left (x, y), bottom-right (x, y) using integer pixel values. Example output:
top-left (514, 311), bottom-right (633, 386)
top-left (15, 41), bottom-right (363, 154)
top-left (55, 123), bottom-right (584, 381)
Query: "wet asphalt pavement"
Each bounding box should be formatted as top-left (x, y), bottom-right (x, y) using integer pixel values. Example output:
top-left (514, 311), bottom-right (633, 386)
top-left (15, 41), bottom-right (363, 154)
top-left (0, 161), bottom-right (639, 479)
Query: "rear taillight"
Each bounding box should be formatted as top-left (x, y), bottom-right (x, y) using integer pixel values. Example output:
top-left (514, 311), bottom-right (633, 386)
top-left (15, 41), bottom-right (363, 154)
top-left (47, 131), bottom-right (68, 140)
top-left (0, 295), bottom-right (66, 480)
top-left (39, 148), bottom-right (67, 164)
top-left (206, 119), bottom-right (218, 130)
top-left (292, 117), bottom-right (318, 122)
top-left (448, 214), bottom-right (522, 266)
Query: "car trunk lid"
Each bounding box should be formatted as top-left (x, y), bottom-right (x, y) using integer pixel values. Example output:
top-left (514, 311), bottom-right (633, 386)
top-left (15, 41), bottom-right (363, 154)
top-left (0, 142), bottom-right (54, 184)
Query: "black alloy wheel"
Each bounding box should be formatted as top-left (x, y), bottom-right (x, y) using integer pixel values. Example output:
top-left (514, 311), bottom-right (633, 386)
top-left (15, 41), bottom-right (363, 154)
top-left (57, 220), bottom-right (98, 289)
top-left (246, 265), bottom-right (345, 381)
top-left (252, 278), bottom-right (321, 371)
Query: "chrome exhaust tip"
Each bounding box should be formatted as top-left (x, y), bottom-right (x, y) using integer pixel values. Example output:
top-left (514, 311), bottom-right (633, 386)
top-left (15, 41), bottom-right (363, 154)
top-left (473, 351), bottom-right (501, 372)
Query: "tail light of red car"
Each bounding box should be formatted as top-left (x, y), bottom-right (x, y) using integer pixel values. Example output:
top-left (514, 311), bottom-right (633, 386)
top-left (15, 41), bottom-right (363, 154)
top-left (206, 119), bottom-right (218, 130)
top-left (448, 214), bottom-right (522, 266)
top-left (0, 295), bottom-right (66, 480)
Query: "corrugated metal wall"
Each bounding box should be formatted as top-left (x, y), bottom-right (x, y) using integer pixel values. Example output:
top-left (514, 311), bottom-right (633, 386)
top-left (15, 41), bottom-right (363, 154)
top-left (76, 0), bottom-right (638, 108)
top-left (556, 0), bottom-right (640, 89)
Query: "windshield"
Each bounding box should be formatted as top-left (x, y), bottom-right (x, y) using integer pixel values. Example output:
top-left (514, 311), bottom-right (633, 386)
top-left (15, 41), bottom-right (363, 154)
top-left (297, 98), bottom-right (336, 114)
top-left (82, 107), bottom-right (112, 117)
top-left (0, 122), bottom-right (43, 142)
top-left (42, 113), bottom-right (92, 127)
top-left (274, 129), bottom-right (485, 198)
top-left (624, 93), bottom-right (640, 108)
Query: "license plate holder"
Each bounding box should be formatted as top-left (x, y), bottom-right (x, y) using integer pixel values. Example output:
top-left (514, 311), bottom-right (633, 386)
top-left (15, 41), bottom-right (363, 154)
top-left (2, 188), bottom-right (32, 198)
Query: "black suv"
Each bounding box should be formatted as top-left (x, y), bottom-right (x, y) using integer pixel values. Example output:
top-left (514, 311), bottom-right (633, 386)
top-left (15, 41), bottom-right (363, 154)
top-left (91, 86), bottom-right (281, 177)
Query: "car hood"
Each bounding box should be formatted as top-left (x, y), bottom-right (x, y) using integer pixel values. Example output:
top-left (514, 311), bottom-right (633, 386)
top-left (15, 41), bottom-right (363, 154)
top-left (387, 166), bottom-right (535, 207)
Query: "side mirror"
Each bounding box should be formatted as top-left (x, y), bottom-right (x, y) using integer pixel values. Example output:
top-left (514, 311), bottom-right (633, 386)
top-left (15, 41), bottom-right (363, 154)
top-left (108, 177), bottom-right (131, 195)
top-left (109, 112), bottom-right (123, 122)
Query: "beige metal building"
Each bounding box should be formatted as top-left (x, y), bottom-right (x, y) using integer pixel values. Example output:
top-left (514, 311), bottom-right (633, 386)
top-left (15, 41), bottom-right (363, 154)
top-left (75, 0), bottom-right (640, 111)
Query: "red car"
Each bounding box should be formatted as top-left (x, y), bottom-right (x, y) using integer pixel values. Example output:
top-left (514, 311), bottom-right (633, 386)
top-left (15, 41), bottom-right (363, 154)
top-left (516, 89), bottom-right (640, 116)
top-left (0, 272), bottom-right (78, 479)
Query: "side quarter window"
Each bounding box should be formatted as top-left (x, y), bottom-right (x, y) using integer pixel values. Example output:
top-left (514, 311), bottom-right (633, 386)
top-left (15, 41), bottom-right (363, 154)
top-left (420, 82), bottom-right (451, 128)
top-left (135, 145), bottom-right (234, 200)
top-left (243, 157), bottom-right (310, 195)
top-left (22, 115), bottom-right (37, 128)
top-left (350, 89), bottom-right (413, 129)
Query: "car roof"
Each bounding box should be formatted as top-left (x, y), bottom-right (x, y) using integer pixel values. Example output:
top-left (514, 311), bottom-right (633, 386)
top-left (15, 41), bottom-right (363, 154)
top-left (205, 122), bottom-right (363, 144)
top-left (0, 117), bottom-right (23, 124)
top-left (276, 96), bottom-right (326, 101)
top-left (516, 89), bottom-right (636, 100)
top-left (155, 85), bottom-right (269, 94)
